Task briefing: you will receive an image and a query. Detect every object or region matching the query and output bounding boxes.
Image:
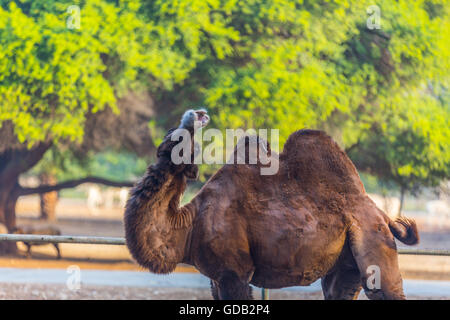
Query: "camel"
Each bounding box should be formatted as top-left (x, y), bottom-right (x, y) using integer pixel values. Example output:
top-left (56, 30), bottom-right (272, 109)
top-left (124, 109), bottom-right (419, 300)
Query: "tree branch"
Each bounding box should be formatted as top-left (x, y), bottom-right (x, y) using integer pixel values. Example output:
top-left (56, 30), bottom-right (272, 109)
top-left (0, 142), bottom-right (52, 183)
top-left (18, 177), bottom-right (135, 196)
top-left (345, 139), bottom-right (361, 155)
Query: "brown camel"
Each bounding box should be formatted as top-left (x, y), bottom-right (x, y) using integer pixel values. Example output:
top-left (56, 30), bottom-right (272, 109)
top-left (124, 109), bottom-right (419, 300)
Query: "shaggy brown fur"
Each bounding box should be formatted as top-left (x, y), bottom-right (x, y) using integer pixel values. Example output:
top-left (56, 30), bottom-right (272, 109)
top-left (13, 225), bottom-right (62, 259)
top-left (124, 111), bottom-right (419, 300)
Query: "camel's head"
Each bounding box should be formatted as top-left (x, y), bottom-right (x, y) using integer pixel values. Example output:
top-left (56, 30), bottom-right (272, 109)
top-left (156, 109), bottom-right (209, 177)
top-left (179, 108), bottom-right (210, 131)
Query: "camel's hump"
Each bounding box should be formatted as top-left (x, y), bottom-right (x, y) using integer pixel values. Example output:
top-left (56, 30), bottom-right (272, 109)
top-left (282, 129), bottom-right (365, 194)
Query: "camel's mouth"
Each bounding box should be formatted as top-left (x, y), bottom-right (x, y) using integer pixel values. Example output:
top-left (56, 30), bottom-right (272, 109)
top-left (195, 110), bottom-right (210, 127)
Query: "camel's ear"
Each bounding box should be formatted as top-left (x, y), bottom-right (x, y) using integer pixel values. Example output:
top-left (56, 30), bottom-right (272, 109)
top-left (156, 128), bottom-right (177, 158)
top-left (163, 128), bottom-right (177, 138)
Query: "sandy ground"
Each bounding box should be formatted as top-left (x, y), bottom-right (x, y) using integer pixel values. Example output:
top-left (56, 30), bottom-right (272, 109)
top-left (0, 196), bottom-right (447, 300)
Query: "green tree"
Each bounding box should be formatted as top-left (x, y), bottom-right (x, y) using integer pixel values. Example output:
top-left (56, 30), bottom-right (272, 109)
top-left (0, 0), bottom-right (165, 252)
top-left (1, 0), bottom-right (449, 253)
top-left (348, 84), bottom-right (450, 214)
top-left (149, 0), bottom-right (449, 205)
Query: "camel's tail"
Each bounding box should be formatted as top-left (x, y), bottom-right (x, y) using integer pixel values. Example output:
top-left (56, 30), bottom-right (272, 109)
top-left (388, 217), bottom-right (419, 245)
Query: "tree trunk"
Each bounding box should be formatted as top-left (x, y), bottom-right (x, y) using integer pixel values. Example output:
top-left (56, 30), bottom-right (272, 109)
top-left (0, 142), bottom-right (135, 255)
top-left (39, 173), bottom-right (58, 221)
top-left (0, 178), bottom-right (20, 254)
top-left (0, 142), bottom-right (51, 255)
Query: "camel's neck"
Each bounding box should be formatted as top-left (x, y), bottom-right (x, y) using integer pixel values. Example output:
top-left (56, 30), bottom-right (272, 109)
top-left (124, 163), bottom-right (196, 273)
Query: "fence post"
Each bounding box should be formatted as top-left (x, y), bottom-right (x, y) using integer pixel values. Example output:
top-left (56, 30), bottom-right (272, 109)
top-left (261, 288), bottom-right (269, 300)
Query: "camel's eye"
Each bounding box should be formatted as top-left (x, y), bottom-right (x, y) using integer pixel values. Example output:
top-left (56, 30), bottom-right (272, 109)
top-left (195, 111), bottom-right (209, 127)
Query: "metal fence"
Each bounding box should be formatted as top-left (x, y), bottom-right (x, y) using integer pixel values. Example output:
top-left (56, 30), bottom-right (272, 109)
top-left (1, 233), bottom-right (449, 300)
top-left (1, 234), bottom-right (449, 255)
top-left (0, 234), bottom-right (125, 245)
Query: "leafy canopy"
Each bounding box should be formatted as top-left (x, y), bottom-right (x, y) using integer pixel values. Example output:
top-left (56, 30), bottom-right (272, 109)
top-left (0, 0), bottom-right (199, 146)
top-left (150, 0), bottom-right (450, 188)
top-left (0, 0), bottom-right (449, 189)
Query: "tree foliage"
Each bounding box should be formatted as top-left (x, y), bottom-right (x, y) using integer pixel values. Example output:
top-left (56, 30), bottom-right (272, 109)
top-left (146, 0), bottom-right (450, 191)
top-left (0, 0), bottom-right (188, 148)
top-left (0, 0), bottom-right (449, 200)
top-left (31, 148), bottom-right (148, 182)
top-left (348, 85), bottom-right (450, 193)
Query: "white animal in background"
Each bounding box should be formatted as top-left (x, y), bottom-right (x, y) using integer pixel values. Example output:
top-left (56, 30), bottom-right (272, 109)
top-left (18, 176), bottom-right (40, 188)
top-left (103, 188), bottom-right (116, 209)
top-left (367, 193), bottom-right (401, 219)
top-left (87, 185), bottom-right (103, 216)
top-left (103, 187), bottom-right (130, 209)
top-left (119, 188), bottom-right (129, 208)
top-left (426, 200), bottom-right (450, 229)
top-left (87, 186), bottom-right (130, 213)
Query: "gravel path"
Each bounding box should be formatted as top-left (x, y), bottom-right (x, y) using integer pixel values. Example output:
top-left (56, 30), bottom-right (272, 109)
top-left (0, 268), bottom-right (448, 300)
top-left (0, 283), bottom-right (448, 300)
top-left (0, 283), bottom-right (321, 300)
